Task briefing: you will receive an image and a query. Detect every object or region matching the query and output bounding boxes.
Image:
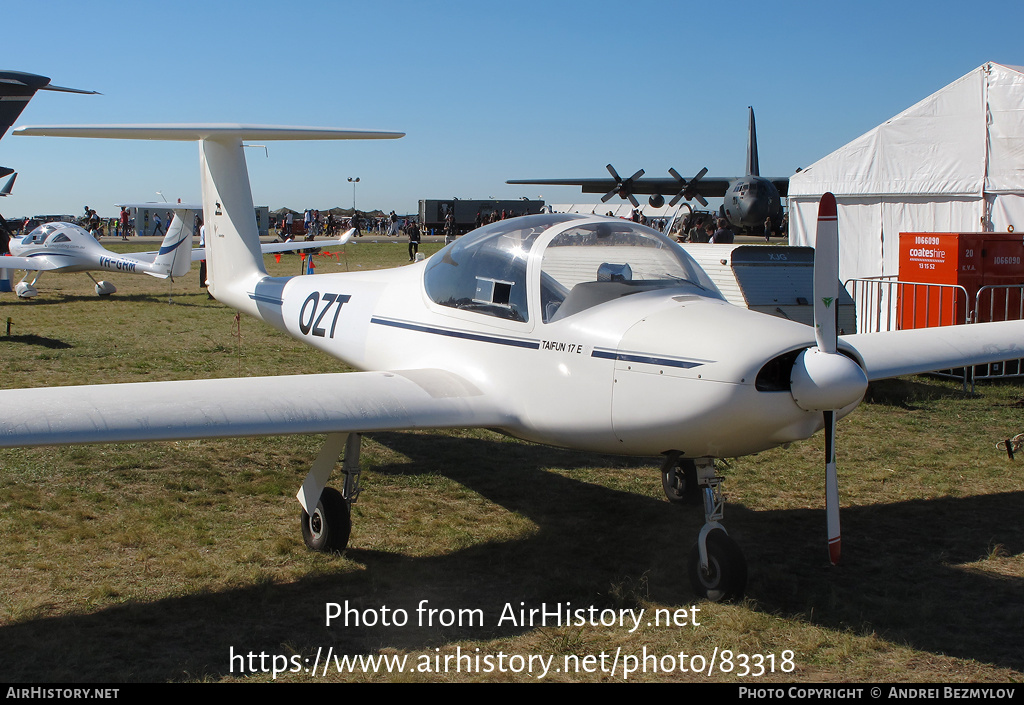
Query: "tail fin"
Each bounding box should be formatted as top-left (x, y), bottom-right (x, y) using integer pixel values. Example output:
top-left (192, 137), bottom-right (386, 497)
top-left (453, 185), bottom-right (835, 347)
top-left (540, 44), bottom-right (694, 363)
top-left (149, 209), bottom-right (195, 279)
top-left (14, 125), bottom-right (404, 318)
top-left (0, 173), bottom-right (15, 197)
top-left (199, 136), bottom-right (268, 312)
top-left (746, 106), bottom-right (759, 177)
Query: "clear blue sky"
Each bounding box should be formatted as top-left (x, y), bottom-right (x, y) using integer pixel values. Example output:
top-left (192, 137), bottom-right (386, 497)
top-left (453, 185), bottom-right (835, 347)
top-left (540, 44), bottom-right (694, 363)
top-left (3, 0), bottom-right (1022, 218)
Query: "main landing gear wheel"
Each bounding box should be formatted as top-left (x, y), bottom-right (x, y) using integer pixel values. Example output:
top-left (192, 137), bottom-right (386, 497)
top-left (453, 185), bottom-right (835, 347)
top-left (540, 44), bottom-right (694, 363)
top-left (688, 529), bottom-right (747, 602)
top-left (661, 456), bottom-right (701, 505)
top-left (301, 487), bottom-right (351, 553)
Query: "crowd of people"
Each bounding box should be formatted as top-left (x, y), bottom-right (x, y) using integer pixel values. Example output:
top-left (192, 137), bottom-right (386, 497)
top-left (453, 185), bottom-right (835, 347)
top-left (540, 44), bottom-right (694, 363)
top-left (275, 209), bottom-right (422, 260)
top-left (669, 212), bottom-right (789, 244)
top-left (277, 209), bottom-right (418, 241)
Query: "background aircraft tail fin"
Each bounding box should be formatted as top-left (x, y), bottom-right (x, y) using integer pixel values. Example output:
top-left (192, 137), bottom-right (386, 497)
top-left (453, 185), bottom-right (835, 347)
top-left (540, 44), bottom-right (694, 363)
top-left (148, 209), bottom-right (196, 279)
top-left (746, 106), bottom-right (760, 177)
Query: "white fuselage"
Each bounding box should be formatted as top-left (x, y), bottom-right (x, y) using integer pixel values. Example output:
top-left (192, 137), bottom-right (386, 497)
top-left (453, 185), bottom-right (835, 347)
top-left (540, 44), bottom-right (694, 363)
top-left (249, 250), bottom-right (832, 459)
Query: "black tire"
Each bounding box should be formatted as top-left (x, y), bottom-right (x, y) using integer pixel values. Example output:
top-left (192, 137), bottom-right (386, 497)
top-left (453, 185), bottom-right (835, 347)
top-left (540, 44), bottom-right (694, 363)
top-left (661, 457), bottom-right (701, 505)
top-left (301, 487), bottom-right (351, 553)
top-left (688, 529), bottom-right (747, 602)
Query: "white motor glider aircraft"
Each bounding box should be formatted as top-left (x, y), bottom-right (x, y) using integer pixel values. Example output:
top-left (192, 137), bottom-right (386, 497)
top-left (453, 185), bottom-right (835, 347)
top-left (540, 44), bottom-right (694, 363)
top-left (4, 204), bottom-right (352, 297)
top-left (6, 124), bottom-right (1024, 602)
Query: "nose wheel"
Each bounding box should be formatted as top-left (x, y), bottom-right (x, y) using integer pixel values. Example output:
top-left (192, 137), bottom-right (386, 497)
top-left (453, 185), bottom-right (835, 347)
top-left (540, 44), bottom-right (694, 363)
top-left (684, 459), bottom-right (748, 602)
top-left (688, 528), bottom-right (746, 602)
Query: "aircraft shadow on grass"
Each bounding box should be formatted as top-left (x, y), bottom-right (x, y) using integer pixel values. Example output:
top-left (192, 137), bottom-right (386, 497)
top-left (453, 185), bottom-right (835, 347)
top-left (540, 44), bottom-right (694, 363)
top-left (9, 292), bottom-right (212, 307)
top-left (0, 432), bottom-right (1021, 680)
top-left (0, 333), bottom-right (72, 349)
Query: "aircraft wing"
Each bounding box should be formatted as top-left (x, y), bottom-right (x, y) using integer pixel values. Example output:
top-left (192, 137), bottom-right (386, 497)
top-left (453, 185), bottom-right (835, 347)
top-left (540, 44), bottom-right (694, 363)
top-left (125, 240), bottom-right (345, 263)
top-left (189, 238), bottom-right (349, 262)
top-left (0, 254), bottom-right (67, 272)
top-left (509, 177), bottom-right (732, 199)
top-left (839, 319), bottom-right (1024, 381)
top-left (0, 369), bottom-right (510, 448)
top-left (506, 176), bottom-right (789, 199)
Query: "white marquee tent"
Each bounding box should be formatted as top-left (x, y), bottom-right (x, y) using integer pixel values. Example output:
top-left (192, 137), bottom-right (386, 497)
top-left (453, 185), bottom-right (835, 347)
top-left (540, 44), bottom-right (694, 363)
top-left (789, 62), bottom-right (1024, 281)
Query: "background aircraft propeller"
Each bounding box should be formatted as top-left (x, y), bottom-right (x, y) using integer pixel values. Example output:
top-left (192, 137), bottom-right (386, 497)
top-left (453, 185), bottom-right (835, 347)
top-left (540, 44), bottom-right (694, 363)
top-left (668, 167), bottom-right (709, 207)
top-left (788, 193), bottom-right (868, 565)
top-left (601, 164), bottom-right (644, 208)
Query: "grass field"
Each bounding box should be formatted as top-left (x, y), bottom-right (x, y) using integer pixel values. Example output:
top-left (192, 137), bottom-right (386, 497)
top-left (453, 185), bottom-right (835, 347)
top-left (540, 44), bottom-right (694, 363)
top-left (0, 238), bottom-right (1022, 682)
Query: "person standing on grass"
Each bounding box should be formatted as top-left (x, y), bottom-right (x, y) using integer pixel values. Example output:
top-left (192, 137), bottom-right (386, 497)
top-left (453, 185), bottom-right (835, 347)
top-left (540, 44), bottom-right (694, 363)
top-left (408, 219), bottom-right (421, 261)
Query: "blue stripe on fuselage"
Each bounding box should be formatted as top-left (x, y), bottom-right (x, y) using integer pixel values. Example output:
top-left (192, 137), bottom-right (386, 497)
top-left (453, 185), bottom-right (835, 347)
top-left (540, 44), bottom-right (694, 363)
top-left (371, 317), bottom-right (541, 349)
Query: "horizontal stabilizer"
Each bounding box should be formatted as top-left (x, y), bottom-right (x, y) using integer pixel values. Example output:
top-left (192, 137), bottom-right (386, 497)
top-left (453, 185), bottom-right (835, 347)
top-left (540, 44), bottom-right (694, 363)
top-left (14, 124), bottom-right (405, 141)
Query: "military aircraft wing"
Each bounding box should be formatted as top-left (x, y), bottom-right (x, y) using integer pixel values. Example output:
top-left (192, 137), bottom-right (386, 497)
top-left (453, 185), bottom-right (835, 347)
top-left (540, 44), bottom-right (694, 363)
top-left (506, 176), bottom-right (790, 199)
top-left (0, 368), bottom-right (511, 447)
top-left (839, 319), bottom-right (1024, 381)
top-left (507, 176), bottom-right (732, 198)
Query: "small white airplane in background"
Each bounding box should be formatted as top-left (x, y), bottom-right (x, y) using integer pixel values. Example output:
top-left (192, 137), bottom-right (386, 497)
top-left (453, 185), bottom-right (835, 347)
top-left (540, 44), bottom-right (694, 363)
top-left (3, 203), bottom-right (353, 297)
top-left (4, 123), bottom-right (1023, 602)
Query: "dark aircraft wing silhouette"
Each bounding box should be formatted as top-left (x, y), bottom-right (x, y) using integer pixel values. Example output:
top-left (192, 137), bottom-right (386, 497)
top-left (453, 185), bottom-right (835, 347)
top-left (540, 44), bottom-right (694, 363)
top-left (506, 174), bottom-right (789, 199)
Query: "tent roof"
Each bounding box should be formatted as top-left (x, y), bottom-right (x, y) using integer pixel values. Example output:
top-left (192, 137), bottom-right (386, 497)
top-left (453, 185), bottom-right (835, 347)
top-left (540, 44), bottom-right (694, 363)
top-left (789, 63), bottom-right (1024, 198)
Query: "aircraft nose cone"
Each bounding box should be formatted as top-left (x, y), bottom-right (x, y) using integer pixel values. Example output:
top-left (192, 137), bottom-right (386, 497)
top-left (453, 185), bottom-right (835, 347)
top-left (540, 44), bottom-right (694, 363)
top-left (790, 348), bottom-right (868, 412)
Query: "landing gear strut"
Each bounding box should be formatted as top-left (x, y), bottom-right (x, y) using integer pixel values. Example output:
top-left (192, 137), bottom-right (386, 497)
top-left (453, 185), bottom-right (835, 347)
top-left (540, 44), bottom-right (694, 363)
top-left (685, 458), bottom-right (747, 602)
top-left (297, 432), bottom-right (362, 553)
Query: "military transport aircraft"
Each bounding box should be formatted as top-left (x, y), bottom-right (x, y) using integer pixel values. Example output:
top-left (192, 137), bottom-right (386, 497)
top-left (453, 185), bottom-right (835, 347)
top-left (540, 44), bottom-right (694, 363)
top-left (507, 107), bottom-right (787, 235)
top-left (4, 204), bottom-right (353, 297)
top-left (4, 123), bottom-right (1023, 602)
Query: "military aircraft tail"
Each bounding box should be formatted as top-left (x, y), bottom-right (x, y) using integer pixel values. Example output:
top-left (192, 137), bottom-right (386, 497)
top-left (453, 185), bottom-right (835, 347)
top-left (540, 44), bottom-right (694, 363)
top-left (746, 106), bottom-right (760, 177)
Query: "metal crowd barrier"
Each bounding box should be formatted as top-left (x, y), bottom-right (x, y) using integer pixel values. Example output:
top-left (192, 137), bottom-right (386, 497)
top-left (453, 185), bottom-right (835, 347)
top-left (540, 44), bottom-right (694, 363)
top-left (843, 278), bottom-right (1024, 390)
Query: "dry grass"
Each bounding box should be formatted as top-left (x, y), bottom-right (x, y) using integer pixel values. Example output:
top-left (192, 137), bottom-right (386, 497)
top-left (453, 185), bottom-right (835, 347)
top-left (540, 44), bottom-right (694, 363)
top-left (0, 241), bottom-right (1022, 682)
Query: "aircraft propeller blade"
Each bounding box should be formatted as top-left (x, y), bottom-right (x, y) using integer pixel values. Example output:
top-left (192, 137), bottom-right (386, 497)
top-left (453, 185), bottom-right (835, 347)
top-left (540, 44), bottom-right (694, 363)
top-left (824, 409), bottom-right (841, 565)
top-left (668, 167), bottom-right (709, 207)
top-left (814, 192), bottom-right (844, 565)
top-left (790, 194), bottom-right (866, 565)
top-left (813, 193), bottom-right (839, 354)
top-left (602, 164), bottom-right (644, 207)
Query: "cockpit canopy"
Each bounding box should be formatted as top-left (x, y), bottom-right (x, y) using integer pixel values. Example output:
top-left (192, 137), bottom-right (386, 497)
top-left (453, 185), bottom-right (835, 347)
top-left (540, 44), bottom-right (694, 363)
top-left (424, 214), bottom-right (722, 324)
top-left (20, 221), bottom-right (87, 246)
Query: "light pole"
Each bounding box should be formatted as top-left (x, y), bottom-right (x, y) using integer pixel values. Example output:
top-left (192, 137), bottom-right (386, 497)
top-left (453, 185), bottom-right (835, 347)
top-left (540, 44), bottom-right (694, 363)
top-left (347, 177), bottom-right (360, 211)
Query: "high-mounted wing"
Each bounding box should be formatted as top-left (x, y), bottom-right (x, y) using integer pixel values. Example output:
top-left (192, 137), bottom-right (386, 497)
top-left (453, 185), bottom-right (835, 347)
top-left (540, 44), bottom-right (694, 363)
top-left (506, 176), bottom-right (790, 199)
top-left (507, 175), bottom-right (736, 199)
top-left (0, 368), bottom-right (510, 447)
top-left (840, 320), bottom-right (1024, 381)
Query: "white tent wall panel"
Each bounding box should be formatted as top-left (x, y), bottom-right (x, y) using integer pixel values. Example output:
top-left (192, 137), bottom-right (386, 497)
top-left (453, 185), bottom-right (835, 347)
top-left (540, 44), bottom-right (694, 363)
top-left (790, 63), bottom-right (1024, 280)
top-left (791, 196), bottom-right (981, 282)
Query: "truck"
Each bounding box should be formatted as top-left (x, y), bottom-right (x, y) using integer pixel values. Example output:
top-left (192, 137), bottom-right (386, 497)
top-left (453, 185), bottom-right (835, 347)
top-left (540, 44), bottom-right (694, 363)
top-left (418, 199), bottom-right (545, 237)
